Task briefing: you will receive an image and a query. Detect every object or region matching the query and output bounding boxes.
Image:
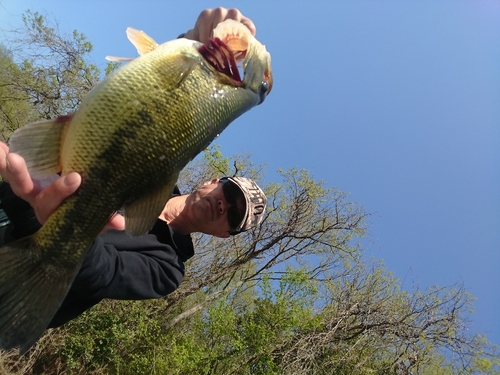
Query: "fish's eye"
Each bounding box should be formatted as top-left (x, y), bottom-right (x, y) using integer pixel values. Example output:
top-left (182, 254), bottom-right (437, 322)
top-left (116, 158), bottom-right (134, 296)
top-left (258, 82), bottom-right (269, 104)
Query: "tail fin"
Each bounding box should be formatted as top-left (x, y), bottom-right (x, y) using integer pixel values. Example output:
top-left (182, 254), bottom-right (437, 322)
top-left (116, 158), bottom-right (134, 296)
top-left (0, 236), bottom-right (76, 354)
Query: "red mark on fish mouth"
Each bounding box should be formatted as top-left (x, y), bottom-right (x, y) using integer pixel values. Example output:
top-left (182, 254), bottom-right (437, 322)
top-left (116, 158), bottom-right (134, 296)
top-left (55, 113), bottom-right (74, 123)
top-left (198, 38), bottom-right (242, 84)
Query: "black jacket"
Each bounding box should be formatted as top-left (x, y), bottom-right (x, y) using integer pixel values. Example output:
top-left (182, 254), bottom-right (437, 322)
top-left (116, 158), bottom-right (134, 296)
top-left (0, 182), bottom-right (194, 327)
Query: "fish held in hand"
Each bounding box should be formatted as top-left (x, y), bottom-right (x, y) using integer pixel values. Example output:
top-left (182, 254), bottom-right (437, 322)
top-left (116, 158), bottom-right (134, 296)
top-left (0, 20), bottom-right (272, 354)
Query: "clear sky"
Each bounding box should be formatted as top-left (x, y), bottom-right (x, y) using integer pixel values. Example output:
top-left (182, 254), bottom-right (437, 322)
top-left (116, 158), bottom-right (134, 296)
top-left (1, 1), bottom-right (499, 346)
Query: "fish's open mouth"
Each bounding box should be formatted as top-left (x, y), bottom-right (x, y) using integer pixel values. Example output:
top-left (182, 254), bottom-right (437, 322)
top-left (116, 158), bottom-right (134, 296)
top-left (197, 19), bottom-right (254, 84)
top-left (198, 38), bottom-right (243, 84)
top-left (213, 20), bottom-right (250, 63)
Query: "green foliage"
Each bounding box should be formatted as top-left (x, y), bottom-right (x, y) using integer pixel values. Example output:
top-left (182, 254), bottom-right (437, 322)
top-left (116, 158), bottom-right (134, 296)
top-left (0, 45), bottom-right (33, 142)
top-left (28, 300), bottom-right (163, 373)
top-left (0, 9), bottom-right (499, 375)
top-left (19, 265), bottom-right (494, 375)
top-left (0, 10), bottom-right (119, 144)
top-left (15, 10), bottom-right (101, 117)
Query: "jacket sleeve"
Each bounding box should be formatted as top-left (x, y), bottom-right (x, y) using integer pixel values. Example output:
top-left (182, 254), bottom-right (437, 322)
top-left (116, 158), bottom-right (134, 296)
top-left (49, 220), bottom-right (194, 327)
top-left (1, 181), bottom-right (193, 327)
top-left (0, 181), bottom-right (190, 300)
top-left (70, 221), bottom-right (188, 300)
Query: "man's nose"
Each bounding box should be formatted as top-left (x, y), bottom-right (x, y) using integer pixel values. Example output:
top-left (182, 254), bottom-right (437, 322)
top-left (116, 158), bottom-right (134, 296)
top-left (218, 199), bottom-right (230, 214)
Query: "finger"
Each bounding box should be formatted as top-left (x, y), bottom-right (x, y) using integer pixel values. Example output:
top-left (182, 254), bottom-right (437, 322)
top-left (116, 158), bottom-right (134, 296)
top-left (186, 8), bottom-right (256, 44)
top-left (197, 7), bottom-right (239, 44)
top-left (0, 143), bottom-right (9, 177)
top-left (5, 153), bottom-right (36, 204)
top-left (195, 8), bottom-right (217, 44)
top-left (240, 17), bottom-right (256, 36)
top-left (100, 213), bottom-right (125, 234)
top-left (209, 8), bottom-right (238, 40)
top-left (0, 142), bottom-right (8, 154)
top-left (224, 8), bottom-right (243, 22)
top-left (182, 28), bottom-right (195, 40)
top-left (34, 172), bottom-right (82, 224)
top-left (220, 8), bottom-right (256, 36)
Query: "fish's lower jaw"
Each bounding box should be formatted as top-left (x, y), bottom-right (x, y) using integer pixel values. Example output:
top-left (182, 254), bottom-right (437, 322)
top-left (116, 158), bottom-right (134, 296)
top-left (0, 236), bottom-right (80, 354)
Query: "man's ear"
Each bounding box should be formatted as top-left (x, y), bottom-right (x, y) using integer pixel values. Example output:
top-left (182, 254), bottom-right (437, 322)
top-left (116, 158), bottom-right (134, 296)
top-left (203, 178), bottom-right (219, 186)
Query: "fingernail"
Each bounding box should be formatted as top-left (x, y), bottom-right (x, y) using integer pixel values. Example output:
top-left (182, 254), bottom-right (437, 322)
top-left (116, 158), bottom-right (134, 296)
top-left (64, 173), bottom-right (81, 187)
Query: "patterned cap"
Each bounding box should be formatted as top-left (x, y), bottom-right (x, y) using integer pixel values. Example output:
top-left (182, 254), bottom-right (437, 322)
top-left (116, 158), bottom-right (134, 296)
top-left (222, 177), bottom-right (267, 234)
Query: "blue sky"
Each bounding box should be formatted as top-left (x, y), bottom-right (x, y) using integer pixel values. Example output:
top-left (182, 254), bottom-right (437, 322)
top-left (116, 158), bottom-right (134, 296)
top-left (1, 1), bottom-right (499, 346)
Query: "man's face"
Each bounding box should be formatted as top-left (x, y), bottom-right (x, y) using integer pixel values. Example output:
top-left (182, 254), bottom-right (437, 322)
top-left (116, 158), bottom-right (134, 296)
top-left (185, 178), bottom-right (246, 238)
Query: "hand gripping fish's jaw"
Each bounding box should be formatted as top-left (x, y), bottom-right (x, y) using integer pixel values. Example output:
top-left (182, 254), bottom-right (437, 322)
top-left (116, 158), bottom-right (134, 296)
top-left (208, 18), bottom-right (273, 104)
top-left (198, 38), bottom-right (243, 84)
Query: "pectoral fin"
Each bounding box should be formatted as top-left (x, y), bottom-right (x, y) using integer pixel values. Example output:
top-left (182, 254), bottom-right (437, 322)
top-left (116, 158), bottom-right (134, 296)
top-left (105, 56), bottom-right (134, 62)
top-left (124, 171), bottom-right (180, 236)
top-left (8, 115), bottom-right (72, 180)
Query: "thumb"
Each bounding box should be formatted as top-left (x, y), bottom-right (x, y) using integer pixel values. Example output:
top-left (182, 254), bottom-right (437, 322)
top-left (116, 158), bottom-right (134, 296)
top-left (100, 212), bottom-right (125, 234)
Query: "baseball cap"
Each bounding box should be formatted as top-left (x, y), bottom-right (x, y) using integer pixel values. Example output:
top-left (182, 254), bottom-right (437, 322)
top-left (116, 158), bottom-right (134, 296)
top-left (220, 177), bottom-right (267, 235)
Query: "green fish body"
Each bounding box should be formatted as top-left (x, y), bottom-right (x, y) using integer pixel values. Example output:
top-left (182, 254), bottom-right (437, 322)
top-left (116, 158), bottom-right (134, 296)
top-left (0, 29), bottom-right (272, 353)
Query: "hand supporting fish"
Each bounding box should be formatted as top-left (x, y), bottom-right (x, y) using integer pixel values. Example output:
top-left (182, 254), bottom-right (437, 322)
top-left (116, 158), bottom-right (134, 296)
top-left (0, 19), bottom-right (272, 354)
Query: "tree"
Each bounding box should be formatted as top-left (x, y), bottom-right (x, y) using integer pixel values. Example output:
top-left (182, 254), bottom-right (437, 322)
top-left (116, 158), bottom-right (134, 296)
top-left (0, 10), bottom-right (117, 143)
top-left (3, 150), bottom-right (497, 374)
top-left (0, 10), bottom-right (499, 375)
top-left (0, 45), bottom-right (32, 142)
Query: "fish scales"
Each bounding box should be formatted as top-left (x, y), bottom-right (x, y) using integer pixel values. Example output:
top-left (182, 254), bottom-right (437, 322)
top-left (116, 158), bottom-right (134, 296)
top-left (0, 25), bottom-right (272, 353)
top-left (64, 42), bottom-right (254, 184)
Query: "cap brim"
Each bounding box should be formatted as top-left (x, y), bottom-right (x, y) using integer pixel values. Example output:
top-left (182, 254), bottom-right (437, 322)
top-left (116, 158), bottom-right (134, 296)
top-left (225, 177), bottom-right (250, 233)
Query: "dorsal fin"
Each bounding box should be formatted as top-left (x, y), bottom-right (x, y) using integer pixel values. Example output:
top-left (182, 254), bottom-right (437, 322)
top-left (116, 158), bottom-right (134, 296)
top-left (105, 27), bottom-right (159, 62)
top-left (126, 27), bottom-right (159, 56)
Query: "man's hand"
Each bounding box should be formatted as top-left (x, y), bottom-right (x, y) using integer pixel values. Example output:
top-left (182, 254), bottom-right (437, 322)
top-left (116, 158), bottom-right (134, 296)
top-left (0, 142), bottom-right (124, 233)
top-left (183, 7), bottom-right (256, 45)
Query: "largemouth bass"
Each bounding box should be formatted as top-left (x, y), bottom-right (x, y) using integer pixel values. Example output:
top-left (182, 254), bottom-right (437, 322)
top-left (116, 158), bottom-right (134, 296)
top-left (0, 20), bottom-right (272, 353)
